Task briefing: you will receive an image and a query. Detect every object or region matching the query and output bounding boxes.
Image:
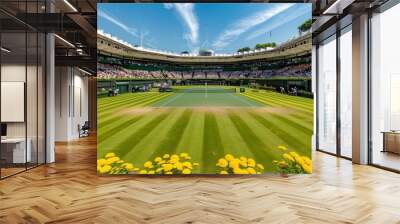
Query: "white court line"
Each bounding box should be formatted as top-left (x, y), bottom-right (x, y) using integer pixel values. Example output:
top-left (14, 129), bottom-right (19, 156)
top-left (229, 93), bottom-right (257, 107)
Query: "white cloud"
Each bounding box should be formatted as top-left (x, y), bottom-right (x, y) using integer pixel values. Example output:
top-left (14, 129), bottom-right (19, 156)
top-left (212, 4), bottom-right (294, 49)
top-left (246, 7), bottom-right (309, 40)
top-left (164, 3), bottom-right (199, 44)
top-left (98, 10), bottom-right (138, 38)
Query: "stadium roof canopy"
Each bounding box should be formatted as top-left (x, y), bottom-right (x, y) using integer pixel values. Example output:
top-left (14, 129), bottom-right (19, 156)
top-left (97, 30), bottom-right (311, 64)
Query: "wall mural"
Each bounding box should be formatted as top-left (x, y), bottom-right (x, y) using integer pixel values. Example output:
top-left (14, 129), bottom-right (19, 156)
top-left (97, 3), bottom-right (313, 175)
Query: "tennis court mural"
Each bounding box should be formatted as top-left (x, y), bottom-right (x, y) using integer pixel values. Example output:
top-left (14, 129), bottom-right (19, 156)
top-left (97, 3), bottom-right (313, 175)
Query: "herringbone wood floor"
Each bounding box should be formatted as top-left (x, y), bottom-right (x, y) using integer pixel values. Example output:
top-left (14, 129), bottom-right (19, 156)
top-left (1, 135), bottom-right (400, 224)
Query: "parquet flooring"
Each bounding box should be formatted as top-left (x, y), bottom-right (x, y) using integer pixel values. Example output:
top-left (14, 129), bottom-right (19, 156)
top-left (1, 135), bottom-right (400, 224)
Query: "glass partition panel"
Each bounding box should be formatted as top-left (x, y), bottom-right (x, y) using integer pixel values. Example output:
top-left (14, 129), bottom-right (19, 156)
top-left (317, 35), bottom-right (337, 154)
top-left (339, 26), bottom-right (352, 158)
top-left (370, 3), bottom-right (400, 171)
top-left (1, 31), bottom-right (27, 177)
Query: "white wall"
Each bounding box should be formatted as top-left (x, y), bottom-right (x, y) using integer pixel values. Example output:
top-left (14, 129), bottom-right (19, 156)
top-left (55, 67), bottom-right (89, 141)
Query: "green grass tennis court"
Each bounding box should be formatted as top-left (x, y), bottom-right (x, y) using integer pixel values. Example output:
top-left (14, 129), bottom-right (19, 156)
top-left (97, 85), bottom-right (313, 173)
top-left (152, 87), bottom-right (264, 107)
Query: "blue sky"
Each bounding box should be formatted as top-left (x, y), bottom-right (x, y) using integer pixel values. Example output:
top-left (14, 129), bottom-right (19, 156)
top-left (98, 3), bottom-right (311, 54)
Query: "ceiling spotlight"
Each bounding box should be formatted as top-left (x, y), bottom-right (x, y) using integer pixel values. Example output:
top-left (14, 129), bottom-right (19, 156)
top-left (63, 0), bottom-right (78, 12)
top-left (78, 68), bottom-right (92, 76)
top-left (54, 34), bottom-right (75, 48)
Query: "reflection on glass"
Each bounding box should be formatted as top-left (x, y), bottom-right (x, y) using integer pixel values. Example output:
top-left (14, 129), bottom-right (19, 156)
top-left (371, 3), bottom-right (400, 171)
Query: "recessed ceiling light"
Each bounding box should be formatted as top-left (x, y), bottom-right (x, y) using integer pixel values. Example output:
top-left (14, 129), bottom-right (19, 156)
top-left (1, 47), bottom-right (11, 53)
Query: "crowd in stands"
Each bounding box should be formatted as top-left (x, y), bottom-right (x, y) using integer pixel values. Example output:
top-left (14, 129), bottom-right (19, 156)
top-left (98, 63), bottom-right (311, 79)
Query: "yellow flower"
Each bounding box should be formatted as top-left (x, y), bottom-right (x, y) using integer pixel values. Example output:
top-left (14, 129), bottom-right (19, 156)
top-left (302, 164), bottom-right (312, 174)
top-left (170, 154), bottom-right (180, 163)
top-left (139, 170), bottom-right (147, 174)
top-left (122, 163), bottom-right (134, 171)
top-left (180, 152), bottom-right (188, 158)
top-left (239, 160), bottom-right (248, 168)
top-left (175, 162), bottom-right (183, 171)
top-left (163, 163), bottom-right (173, 172)
top-left (257, 164), bottom-right (265, 170)
top-left (154, 157), bottom-right (162, 163)
top-left (289, 151), bottom-right (300, 159)
top-left (216, 158), bottom-right (228, 168)
top-left (144, 161), bottom-right (153, 168)
top-left (106, 156), bottom-right (120, 165)
top-left (182, 162), bottom-right (192, 169)
top-left (148, 170), bottom-right (155, 174)
top-left (182, 168), bottom-right (191, 174)
top-left (301, 156), bottom-right (312, 166)
top-left (97, 159), bottom-right (107, 166)
top-left (116, 160), bottom-right (124, 164)
top-left (133, 168), bottom-right (140, 171)
top-left (278, 145), bottom-right (287, 151)
top-left (220, 171), bottom-right (228, 175)
top-left (283, 153), bottom-right (295, 162)
top-left (272, 160), bottom-right (278, 164)
top-left (247, 167), bottom-right (256, 174)
top-left (239, 156), bottom-right (247, 162)
top-left (97, 165), bottom-right (102, 172)
top-left (247, 158), bottom-right (256, 167)
top-left (165, 172), bottom-right (173, 175)
top-left (193, 162), bottom-right (199, 166)
top-left (233, 167), bottom-right (248, 174)
top-left (99, 165), bottom-right (112, 174)
top-left (163, 154), bottom-right (170, 159)
top-left (229, 159), bottom-right (240, 169)
top-left (159, 160), bottom-right (166, 164)
top-left (225, 154), bottom-right (234, 161)
top-left (156, 167), bottom-right (163, 173)
top-left (105, 152), bottom-right (116, 158)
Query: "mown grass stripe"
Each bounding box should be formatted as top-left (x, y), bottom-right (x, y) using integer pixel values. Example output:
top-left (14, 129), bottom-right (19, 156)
top-left (249, 112), bottom-right (311, 156)
top-left (228, 112), bottom-right (280, 171)
top-left (252, 92), bottom-right (313, 109)
top-left (147, 110), bottom-right (193, 159)
top-left (246, 92), bottom-right (313, 111)
top-left (243, 93), bottom-right (313, 116)
top-left (97, 115), bottom-right (143, 145)
top-left (97, 94), bottom-right (172, 123)
top-left (175, 111), bottom-right (204, 172)
top-left (98, 93), bottom-right (150, 107)
top-left (202, 113), bottom-right (224, 173)
top-left (122, 109), bottom-right (185, 165)
top-left (215, 112), bottom-right (254, 159)
top-left (98, 93), bottom-right (166, 114)
top-left (253, 90), bottom-right (314, 105)
top-left (270, 113), bottom-right (313, 136)
top-left (99, 111), bottom-right (170, 158)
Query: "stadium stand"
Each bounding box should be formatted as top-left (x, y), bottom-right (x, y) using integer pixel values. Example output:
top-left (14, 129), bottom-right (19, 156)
top-left (97, 62), bottom-right (311, 79)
